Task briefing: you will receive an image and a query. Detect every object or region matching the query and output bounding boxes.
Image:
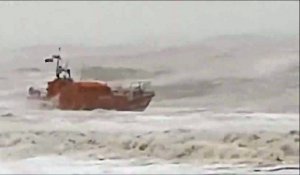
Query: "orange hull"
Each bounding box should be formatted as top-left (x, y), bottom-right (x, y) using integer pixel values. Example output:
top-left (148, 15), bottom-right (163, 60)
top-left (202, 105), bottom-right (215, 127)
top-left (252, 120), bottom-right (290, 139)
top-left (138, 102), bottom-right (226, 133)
top-left (30, 78), bottom-right (154, 111)
top-left (27, 48), bottom-right (155, 111)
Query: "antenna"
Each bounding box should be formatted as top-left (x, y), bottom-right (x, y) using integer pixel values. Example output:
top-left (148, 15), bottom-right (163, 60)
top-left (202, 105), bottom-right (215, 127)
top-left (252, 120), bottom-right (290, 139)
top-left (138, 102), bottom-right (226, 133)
top-left (44, 47), bottom-right (62, 62)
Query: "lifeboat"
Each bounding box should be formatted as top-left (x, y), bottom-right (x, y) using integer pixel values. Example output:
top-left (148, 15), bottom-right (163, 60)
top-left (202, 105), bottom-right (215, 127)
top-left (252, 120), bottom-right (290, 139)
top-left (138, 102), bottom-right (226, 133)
top-left (28, 48), bottom-right (155, 111)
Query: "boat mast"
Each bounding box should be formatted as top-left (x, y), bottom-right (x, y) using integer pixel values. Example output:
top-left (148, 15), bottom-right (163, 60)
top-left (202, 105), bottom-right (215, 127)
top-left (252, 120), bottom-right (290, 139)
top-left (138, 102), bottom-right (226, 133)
top-left (44, 47), bottom-right (72, 80)
top-left (56, 47), bottom-right (61, 77)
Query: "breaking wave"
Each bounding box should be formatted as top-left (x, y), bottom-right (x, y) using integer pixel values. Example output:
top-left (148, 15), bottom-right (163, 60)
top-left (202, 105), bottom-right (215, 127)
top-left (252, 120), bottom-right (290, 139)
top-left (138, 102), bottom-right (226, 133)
top-left (0, 34), bottom-right (299, 171)
top-left (1, 129), bottom-right (298, 165)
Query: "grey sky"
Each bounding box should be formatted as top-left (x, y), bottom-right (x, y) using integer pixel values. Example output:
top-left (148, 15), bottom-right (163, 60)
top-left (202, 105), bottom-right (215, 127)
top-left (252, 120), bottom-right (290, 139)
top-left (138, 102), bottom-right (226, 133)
top-left (0, 1), bottom-right (298, 49)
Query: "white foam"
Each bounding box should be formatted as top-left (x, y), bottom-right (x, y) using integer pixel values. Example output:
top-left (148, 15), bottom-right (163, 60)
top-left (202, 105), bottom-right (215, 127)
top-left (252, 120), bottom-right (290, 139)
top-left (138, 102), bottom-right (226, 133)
top-left (0, 34), bottom-right (298, 174)
top-left (0, 156), bottom-right (298, 174)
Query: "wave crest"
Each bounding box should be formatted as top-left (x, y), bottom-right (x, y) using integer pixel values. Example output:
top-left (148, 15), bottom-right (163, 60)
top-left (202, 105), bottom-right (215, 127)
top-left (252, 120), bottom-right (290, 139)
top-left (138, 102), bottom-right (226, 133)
top-left (78, 66), bottom-right (165, 81)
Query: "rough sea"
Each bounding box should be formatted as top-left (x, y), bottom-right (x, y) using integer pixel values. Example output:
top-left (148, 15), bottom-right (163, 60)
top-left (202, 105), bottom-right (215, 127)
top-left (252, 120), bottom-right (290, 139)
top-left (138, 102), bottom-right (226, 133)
top-left (0, 34), bottom-right (299, 174)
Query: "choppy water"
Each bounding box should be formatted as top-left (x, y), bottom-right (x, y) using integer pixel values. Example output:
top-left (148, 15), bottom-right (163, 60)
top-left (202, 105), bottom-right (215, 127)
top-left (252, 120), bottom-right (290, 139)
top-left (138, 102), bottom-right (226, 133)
top-left (0, 34), bottom-right (299, 174)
